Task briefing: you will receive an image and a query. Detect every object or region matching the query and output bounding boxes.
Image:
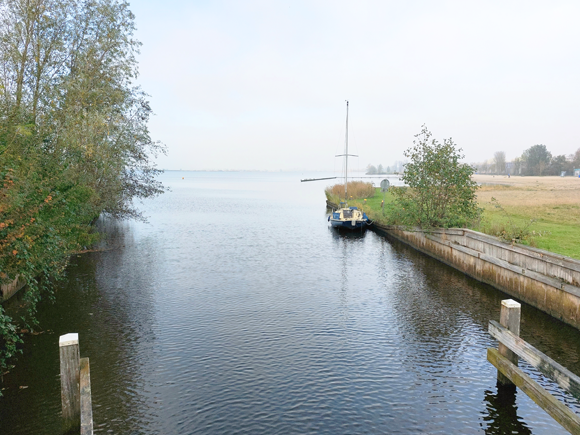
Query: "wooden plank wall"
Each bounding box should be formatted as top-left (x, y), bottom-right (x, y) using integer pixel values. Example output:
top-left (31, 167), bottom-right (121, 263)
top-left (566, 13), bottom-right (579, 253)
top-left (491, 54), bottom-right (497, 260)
top-left (373, 224), bottom-right (580, 330)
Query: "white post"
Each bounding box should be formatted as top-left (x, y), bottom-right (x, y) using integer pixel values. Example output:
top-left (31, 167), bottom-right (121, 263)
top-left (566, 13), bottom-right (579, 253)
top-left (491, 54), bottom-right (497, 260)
top-left (60, 333), bottom-right (80, 432)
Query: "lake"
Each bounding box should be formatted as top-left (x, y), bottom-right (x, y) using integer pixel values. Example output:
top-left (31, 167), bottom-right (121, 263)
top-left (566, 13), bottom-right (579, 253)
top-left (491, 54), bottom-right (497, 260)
top-left (1, 171), bottom-right (580, 434)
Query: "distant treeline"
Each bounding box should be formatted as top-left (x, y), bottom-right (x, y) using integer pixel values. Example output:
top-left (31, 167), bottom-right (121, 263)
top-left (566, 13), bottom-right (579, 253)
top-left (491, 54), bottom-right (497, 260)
top-left (365, 161), bottom-right (405, 175)
top-left (474, 145), bottom-right (580, 176)
top-left (0, 0), bottom-right (164, 373)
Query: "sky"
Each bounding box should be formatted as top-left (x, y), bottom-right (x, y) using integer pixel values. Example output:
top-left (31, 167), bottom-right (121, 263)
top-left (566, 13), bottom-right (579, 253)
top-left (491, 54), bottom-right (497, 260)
top-left (131, 0), bottom-right (580, 171)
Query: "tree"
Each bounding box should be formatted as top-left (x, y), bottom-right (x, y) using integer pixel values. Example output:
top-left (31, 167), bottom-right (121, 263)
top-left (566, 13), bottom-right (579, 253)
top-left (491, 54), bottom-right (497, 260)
top-left (572, 148), bottom-right (580, 170)
top-left (547, 155), bottom-right (569, 175)
top-left (366, 164), bottom-right (377, 174)
top-left (377, 164), bottom-right (384, 174)
top-left (493, 151), bottom-right (506, 174)
top-left (391, 125), bottom-right (480, 228)
top-left (512, 157), bottom-right (522, 175)
top-left (391, 160), bottom-right (406, 174)
top-left (0, 0), bottom-right (165, 375)
top-left (522, 145), bottom-right (551, 175)
top-left (476, 160), bottom-right (489, 174)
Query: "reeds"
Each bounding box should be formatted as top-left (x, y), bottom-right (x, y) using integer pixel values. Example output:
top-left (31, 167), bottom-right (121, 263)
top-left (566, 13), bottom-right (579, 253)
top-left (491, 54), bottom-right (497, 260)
top-left (325, 181), bottom-right (375, 201)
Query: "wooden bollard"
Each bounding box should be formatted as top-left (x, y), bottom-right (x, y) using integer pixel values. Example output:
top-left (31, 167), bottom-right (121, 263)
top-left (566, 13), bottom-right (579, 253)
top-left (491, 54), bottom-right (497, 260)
top-left (80, 357), bottom-right (93, 435)
top-left (497, 299), bottom-right (521, 386)
top-left (60, 333), bottom-right (80, 432)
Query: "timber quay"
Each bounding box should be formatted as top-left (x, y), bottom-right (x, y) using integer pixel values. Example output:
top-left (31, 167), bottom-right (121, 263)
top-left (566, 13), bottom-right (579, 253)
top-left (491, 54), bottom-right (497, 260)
top-left (374, 223), bottom-right (580, 331)
top-left (327, 200), bottom-right (580, 331)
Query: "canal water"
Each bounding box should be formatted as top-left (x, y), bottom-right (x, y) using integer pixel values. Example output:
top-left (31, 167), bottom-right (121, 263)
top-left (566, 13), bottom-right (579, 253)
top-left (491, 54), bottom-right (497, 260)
top-left (2, 171), bottom-right (580, 434)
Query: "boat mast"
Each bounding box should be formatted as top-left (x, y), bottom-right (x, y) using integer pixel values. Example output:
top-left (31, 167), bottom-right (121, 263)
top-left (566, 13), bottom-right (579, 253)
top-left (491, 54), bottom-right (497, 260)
top-left (335, 100), bottom-right (357, 204)
top-left (344, 100), bottom-right (348, 202)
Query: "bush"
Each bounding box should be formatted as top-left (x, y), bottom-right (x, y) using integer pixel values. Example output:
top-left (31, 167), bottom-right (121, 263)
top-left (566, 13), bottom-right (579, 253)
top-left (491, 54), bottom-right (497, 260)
top-left (391, 125), bottom-right (481, 228)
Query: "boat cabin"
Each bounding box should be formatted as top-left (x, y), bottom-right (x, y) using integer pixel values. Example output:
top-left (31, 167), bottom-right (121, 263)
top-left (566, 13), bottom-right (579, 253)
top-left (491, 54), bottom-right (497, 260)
top-left (332, 206), bottom-right (362, 221)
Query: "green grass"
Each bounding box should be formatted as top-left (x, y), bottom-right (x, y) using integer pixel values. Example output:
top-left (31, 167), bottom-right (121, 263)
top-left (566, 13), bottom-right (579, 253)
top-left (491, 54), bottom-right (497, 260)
top-left (349, 188), bottom-right (396, 224)
top-left (349, 188), bottom-right (580, 260)
top-left (476, 205), bottom-right (580, 259)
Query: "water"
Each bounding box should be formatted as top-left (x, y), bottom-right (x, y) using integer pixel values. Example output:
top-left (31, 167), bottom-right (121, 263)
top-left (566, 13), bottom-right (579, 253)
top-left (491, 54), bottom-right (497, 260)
top-left (2, 171), bottom-right (580, 434)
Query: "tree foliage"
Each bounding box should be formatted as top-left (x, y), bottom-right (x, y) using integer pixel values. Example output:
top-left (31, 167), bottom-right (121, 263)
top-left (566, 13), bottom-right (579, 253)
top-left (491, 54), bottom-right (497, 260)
top-left (476, 145), bottom-right (578, 176)
top-left (571, 148), bottom-right (580, 170)
top-left (0, 0), bottom-right (164, 373)
top-left (512, 157), bottom-right (522, 175)
top-left (548, 154), bottom-right (568, 175)
top-left (365, 164), bottom-right (387, 174)
top-left (522, 145), bottom-right (552, 176)
top-left (493, 151), bottom-right (506, 174)
top-left (391, 125), bottom-right (480, 228)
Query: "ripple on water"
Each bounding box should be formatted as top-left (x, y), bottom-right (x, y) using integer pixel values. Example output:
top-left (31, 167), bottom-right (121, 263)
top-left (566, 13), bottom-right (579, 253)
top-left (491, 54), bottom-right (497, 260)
top-left (1, 172), bottom-right (579, 434)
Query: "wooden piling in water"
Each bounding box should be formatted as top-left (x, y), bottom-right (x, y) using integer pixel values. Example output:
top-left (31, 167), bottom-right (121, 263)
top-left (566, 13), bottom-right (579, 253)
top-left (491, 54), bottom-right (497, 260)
top-left (497, 299), bottom-right (520, 386)
top-left (489, 320), bottom-right (580, 399)
top-left (487, 347), bottom-right (580, 434)
top-left (488, 299), bottom-right (580, 433)
top-left (80, 357), bottom-right (93, 435)
top-left (60, 333), bottom-right (80, 432)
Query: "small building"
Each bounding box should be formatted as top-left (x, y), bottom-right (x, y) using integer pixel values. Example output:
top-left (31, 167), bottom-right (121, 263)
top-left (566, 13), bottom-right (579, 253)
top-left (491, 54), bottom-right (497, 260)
top-left (575, 169), bottom-right (580, 177)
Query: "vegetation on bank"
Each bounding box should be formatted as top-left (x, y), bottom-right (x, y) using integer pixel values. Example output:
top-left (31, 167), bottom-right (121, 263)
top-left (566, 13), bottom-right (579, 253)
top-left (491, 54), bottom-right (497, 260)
top-left (327, 126), bottom-right (480, 230)
top-left (391, 126), bottom-right (480, 228)
top-left (0, 0), bottom-right (164, 375)
top-left (333, 126), bottom-right (480, 228)
top-left (475, 179), bottom-right (580, 259)
top-left (325, 180), bottom-right (375, 204)
top-left (328, 126), bottom-right (580, 260)
top-left (351, 186), bottom-right (580, 260)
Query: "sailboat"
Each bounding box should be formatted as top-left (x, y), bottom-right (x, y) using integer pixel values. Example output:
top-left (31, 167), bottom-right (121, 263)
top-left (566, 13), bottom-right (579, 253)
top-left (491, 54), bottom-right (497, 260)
top-left (328, 101), bottom-right (371, 230)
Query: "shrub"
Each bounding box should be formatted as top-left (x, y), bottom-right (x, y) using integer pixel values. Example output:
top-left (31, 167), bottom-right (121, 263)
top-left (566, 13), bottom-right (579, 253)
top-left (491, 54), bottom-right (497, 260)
top-left (392, 125), bottom-right (481, 228)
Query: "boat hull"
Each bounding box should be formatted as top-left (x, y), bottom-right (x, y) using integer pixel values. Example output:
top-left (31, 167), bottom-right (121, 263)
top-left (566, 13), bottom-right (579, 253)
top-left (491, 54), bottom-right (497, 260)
top-left (328, 206), bottom-right (370, 231)
top-left (329, 219), bottom-right (368, 230)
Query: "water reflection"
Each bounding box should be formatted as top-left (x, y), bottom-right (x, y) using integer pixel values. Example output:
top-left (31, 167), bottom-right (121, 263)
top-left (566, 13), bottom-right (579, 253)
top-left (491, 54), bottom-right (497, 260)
top-left (376, 235), bottom-right (574, 433)
top-left (482, 384), bottom-right (532, 435)
top-left (0, 216), bottom-right (165, 434)
top-left (329, 227), bottom-right (367, 322)
top-left (2, 171), bottom-right (580, 434)
top-left (89, 218), bottom-right (162, 431)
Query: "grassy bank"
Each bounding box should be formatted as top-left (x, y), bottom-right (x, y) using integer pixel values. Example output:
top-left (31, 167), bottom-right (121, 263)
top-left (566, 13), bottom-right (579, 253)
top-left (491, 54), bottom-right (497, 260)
top-left (473, 175), bottom-right (580, 259)
top-left (347, 175), bottom-right (580, 260)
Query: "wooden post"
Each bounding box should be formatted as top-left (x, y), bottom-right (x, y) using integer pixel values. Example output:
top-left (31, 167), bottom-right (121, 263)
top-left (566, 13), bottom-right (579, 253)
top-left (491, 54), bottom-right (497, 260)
top-left (488, 348), bottom-right (580, 434)
top-left (489, 320), bottom-right (580, 399)
top-left (498, 299), bottom-right (521, 386)
top-left (80, 357), bottom-right (93, 435)
top-left (60, 333), bottom-right (80, 432)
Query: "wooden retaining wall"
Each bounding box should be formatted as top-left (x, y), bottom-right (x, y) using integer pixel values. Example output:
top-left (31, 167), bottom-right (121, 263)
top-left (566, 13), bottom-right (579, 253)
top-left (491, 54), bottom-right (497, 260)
top-left (1, 276), bottom-right (26, 302)
top-left (373, 224), bottom-right (580, 330)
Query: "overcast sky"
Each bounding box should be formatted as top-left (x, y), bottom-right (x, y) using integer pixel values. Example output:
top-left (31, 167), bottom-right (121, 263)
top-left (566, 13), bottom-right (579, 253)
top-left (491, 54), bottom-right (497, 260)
top-left (131, 0), bottom-right (580, 171)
